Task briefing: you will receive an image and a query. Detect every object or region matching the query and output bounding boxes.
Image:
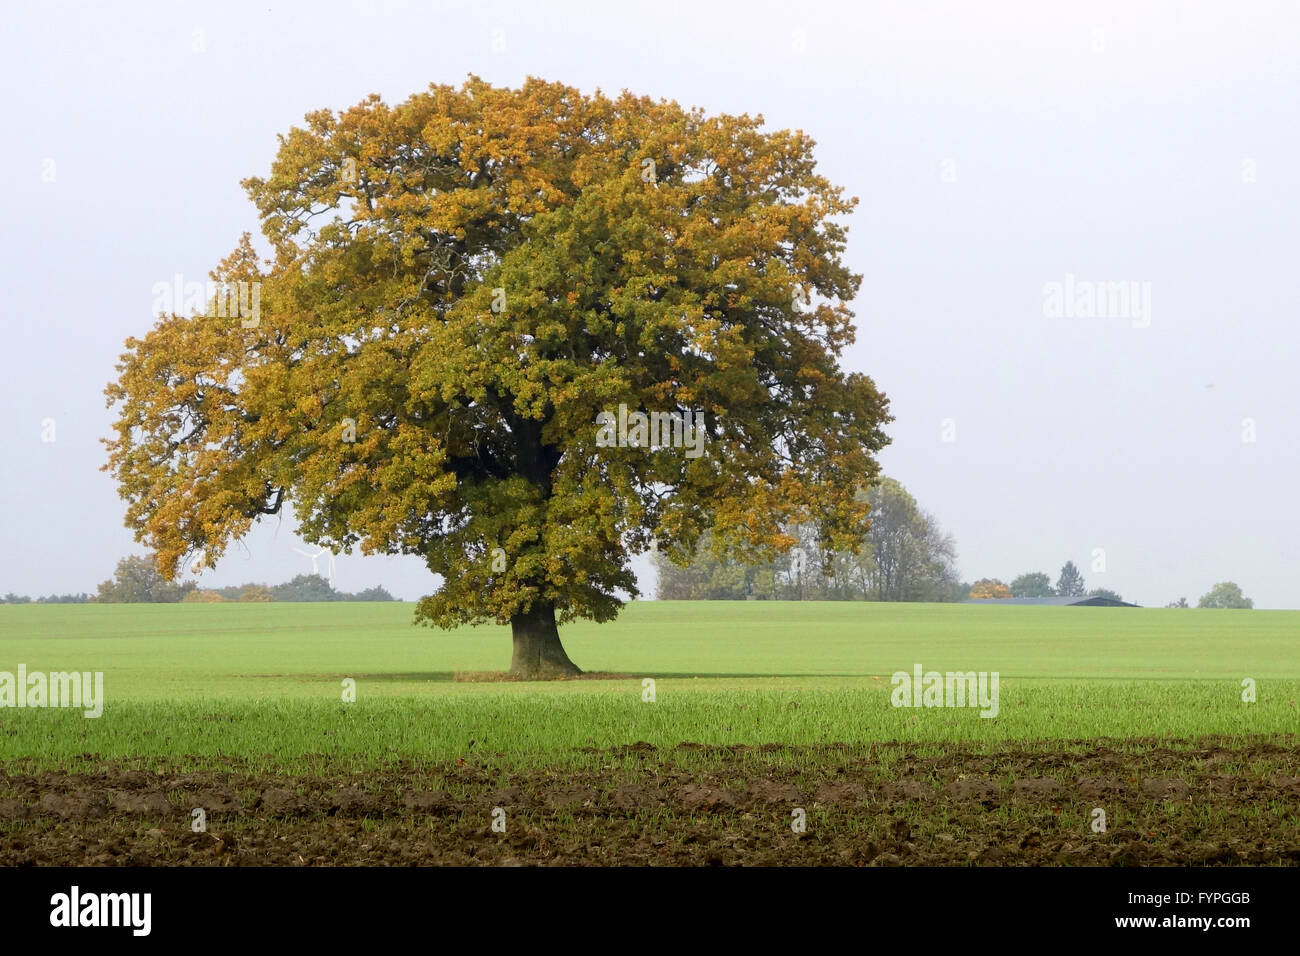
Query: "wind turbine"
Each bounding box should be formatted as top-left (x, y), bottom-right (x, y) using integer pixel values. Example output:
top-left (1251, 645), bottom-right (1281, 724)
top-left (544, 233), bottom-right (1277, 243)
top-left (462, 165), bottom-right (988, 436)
top-left (293, 546), bottom-right (337, 590)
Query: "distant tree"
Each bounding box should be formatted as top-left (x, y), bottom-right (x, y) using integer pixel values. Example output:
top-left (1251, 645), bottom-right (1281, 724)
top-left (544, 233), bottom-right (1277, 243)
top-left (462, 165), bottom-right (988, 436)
top-left (775, 525), bottom-right (825, 601)
top-left (345, 585), bottom-right (398, 602)
top-left (774, 521), bottom-right (873, 602)
top-left (182, 589), bottom-right (226, 603)
top-left (2, 593), bottom-right (32, 604)
top-left (652, 478), bottom-right (959, 602)
top-left (96, 555), bottom-right (196, 603)
top-left (1055, 561), bottom-right (1086, 598)
top-left (1197, 582), bottom-right (1253, 609)
top-left (969, 578), bottom-right (1012, 599)
top-left (1010, 572), bottom-right (1054, 598)
top-left (857, 479), bottom-right (959, 602)
top-left (652, 548), bottom-right (696, 599)
top-left (655, 522), bottom-right (851, 601)
top-left (747, 567), bottom-right (779, 600)
top-left (35, 593), bottom-right (93, 604)
top-left (272, 574), bottom-right (339, 602)
top-left (653, 531), bottom-right (776, 600)
top-left (1165, 597), bottom-right (1189, 609)
top-left (238, 584), bottom-right (275, 603)
top-left (1087, 587), bottom-right (1125, 603)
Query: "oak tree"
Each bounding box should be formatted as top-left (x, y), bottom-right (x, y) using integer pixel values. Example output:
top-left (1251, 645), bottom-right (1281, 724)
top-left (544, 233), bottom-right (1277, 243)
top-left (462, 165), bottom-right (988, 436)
top-left (104, 77), bottom-right (891, 678)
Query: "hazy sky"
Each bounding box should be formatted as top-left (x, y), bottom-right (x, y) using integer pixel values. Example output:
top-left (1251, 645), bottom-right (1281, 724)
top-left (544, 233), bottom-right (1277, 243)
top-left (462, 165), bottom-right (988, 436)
top-left (2, 0), bottom-right (1297, 608)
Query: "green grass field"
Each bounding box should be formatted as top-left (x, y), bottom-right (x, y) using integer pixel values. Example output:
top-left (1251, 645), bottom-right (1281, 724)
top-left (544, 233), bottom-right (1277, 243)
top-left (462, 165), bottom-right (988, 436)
top-left (2, 601), bottom-right (1296, 770)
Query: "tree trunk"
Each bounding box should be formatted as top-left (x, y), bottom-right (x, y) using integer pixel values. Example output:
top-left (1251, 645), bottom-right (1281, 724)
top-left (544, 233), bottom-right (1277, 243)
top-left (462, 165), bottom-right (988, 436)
top-left (509, 602), bottom-right (582, 679)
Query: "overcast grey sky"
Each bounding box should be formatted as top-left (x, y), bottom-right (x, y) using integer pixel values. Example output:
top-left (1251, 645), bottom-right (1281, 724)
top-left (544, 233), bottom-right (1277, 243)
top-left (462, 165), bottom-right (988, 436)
top-left (1, 0), bottom-right (1296, 607)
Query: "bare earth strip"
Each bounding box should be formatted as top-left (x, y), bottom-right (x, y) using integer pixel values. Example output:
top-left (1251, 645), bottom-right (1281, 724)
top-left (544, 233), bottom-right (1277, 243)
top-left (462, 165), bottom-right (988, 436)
top-left (1, 737), bottom-right (1297, 866)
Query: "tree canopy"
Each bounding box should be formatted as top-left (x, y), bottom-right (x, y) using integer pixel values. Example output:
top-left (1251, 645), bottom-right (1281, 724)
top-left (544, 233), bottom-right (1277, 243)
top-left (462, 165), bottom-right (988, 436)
top-left (103, 77), bottom-right (891, 677)
top-left (96, 555), bottom-right (196, 604)
top-left (1197, 582), bottom-right (1253, 609)
top-left (1009, 572), bottom-right (1054, 598)
top-left (969, 578), bottom-right (1012, 599)
top-left (1055, 561), bottom-right (1086, 598)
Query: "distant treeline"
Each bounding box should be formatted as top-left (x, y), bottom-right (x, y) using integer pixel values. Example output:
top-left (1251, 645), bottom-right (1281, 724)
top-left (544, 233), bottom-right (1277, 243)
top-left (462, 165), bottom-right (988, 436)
top-left (1, 593), bottom-right (93, 604)
top-left (190, 574), bottom-right (396, 603)
top-left (182, 574), bottom-right (396, 604)
top-left (2, 555), bottom-right (399, 605)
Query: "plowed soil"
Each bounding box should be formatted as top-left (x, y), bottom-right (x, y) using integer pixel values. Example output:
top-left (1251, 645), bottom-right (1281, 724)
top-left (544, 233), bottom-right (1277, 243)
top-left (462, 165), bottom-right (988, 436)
top-left (2, 739), bottom-right (1298, 865)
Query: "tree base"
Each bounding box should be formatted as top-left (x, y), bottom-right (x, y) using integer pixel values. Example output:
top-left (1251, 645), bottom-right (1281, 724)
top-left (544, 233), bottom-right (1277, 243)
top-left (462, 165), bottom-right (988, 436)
top-left (509, 602), bottom-right (582, 679)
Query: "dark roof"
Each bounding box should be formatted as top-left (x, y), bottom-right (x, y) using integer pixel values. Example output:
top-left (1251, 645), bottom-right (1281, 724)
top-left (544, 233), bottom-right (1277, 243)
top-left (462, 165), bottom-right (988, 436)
top-left (963, 595), bottom-right (1140, 607)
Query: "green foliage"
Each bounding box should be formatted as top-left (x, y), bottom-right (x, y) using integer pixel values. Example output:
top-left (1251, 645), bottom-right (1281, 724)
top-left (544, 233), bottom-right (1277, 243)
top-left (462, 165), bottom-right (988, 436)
top-left (1198, 581), bottom-right (1254, 609)
top-left (1010, 572), bottom-right (1054, 598)
top-left (1055, 560), bottom-right (1086, 598)
top-left (272, 574), bottom-right (339, 602)
top-left (1, 593), bottom-right (93, 604)
top-left (206, 573), bottom-right (398, 602)
top-left (347, 585), bottom-right (397, 602)
top-left (1087, 587), bottom-right (1125, 603)
top-left (95, 555), bottom-right (196, 604)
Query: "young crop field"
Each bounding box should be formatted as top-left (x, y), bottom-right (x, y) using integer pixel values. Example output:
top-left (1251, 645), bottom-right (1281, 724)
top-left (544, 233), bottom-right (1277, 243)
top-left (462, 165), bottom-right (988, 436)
top-left (1, 601), bottom-right (1297, 865)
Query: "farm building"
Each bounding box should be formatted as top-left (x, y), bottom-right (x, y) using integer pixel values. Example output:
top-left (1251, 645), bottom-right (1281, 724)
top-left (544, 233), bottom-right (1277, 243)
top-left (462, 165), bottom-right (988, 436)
top-left (963, 595), bottom-right (1140, 607)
